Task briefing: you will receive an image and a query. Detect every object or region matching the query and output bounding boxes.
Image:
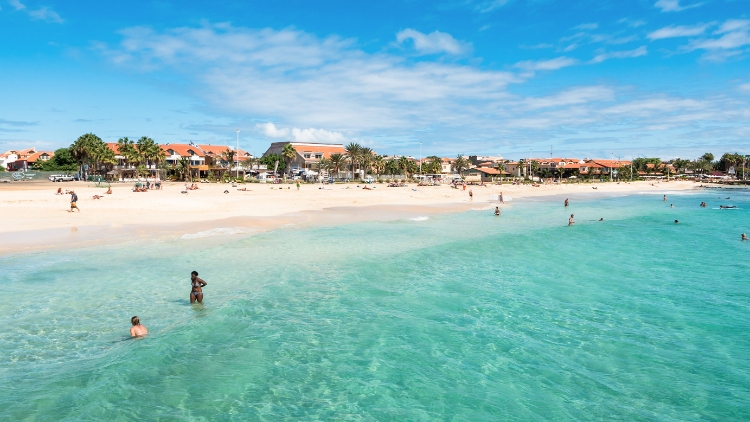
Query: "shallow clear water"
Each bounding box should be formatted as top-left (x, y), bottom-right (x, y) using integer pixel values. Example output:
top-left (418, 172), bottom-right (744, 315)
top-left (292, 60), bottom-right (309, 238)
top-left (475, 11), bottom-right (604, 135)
top-left (2, 190), bottom-right (750, 420)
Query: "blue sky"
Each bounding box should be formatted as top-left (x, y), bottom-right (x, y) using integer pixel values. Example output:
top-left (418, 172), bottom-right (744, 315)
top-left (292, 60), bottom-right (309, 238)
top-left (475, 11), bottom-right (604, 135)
top-left (1, 0), bottom-right (748, 159)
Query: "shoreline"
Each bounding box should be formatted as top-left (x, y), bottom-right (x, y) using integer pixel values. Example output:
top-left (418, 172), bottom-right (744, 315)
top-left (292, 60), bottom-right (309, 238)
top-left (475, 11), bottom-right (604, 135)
top-left (0, 179), bottom-right (707, 255)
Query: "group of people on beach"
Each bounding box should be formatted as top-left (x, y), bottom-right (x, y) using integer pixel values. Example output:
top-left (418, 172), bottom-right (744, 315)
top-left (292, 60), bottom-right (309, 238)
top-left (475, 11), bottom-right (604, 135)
top-left (130, 271), bottom-right (207, 338)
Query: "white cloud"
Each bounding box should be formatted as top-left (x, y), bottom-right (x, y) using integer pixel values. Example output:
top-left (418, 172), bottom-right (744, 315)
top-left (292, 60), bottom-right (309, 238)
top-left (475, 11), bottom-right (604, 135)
top-left (648, 24), bottom-right (710, 40)
top-left (395, 29), bottom-right (472, 55)
top-left (739, 83), bottom-right (750, 93)
top-left (514, 56), bottom-right (578, 71)
top-left (680, 19), bottom-right (750, 61)
top-left (8, 0), bottom-right (63, 23)
top-left (9, 0), bottom-right (24, 11)
top-left (590, 46), bottom-right (648, 63)
top-left (98, 23), bottom-right (750, 155)
top-left (256, 122), bottom-right (345, 143)
top-left (655, 0), bottom-right (704, 12)
top-left (257, 122), bottom-right (289, 138)
top-left (619, 18), bottom-right (646, 28)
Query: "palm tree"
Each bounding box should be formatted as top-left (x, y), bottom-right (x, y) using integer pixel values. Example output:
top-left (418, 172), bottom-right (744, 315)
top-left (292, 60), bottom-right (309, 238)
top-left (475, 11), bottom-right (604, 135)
top-left (397, 156), bottom-right (410, 177)
top-left (372, 155), bottom-right (385, 177)
top-left (328, 153), bottom-right (347, 180)
top-left (176, 156), bottom-right (191, 181)
top-left (281, 143), bottom-right (297, 178)
top-left (454, 154), bottom-right (469, 175)
top-left (344, 142), bottom-right (362, 179)
top-left (360, 147), bottom-right (373, 176)
top-left (70, 133), bottom-right (104, 179)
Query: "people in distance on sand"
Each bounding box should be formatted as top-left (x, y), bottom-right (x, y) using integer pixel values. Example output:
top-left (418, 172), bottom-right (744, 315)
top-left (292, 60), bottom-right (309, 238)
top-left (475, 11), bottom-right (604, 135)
top-left (569, 214), bottom-right (575, 226)
top-left (742, 233), bottom-right (748, 241)
top-left (469, 189), bottom-right (473, 201)
top-left (564, 198), bottom-right (569, 207)
top-left (190, 271), bottom-right (207, 304)
top-left (495, 207), bottom-right (500, 216)
top-left (69, 191), bottom-right (79, 212)
top-left (56, 187), bottom-right (62, 195)
top-left (130, 316), bottom-right (148, 337)
top-left (499, 192), bottom-right (504, 203)
top-left (92, 195), bottom-right (102, 200)
top-left (106, 187), bottom-right (112, 194)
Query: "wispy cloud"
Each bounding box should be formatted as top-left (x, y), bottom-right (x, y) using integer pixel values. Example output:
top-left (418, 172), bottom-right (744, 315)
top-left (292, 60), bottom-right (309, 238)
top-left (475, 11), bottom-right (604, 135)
top-left (619, 18), bottom-right (646, 28)
top-left (396, 29), bottom-right (472, 55)
top-left (739, 83), bottom-right (750, 93)
top-left (474, 0), bottom-right (509, 13)
top-left (654, 0), bottom-right (704, 12)
top-left (0, 118), bottom-right (37, 127)
top-left (574, 23), bottom-right (599, 30)
top-left (96, 23), bottom-right (750, 155)
top-left (681, 19), bottom-right (750, 61)
top-left (514, 56), bottom-right (578, 71)
top-left (590, 46), bottom-right (648, 63)
top-left (648, 23), bottom-right (711, 40)
top-left (8, 0), bottom-right (64, 23)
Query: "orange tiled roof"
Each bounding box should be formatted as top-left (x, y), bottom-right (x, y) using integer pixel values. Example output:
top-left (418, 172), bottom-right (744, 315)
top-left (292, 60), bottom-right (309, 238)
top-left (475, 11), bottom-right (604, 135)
top-left (294, 144), bottom-right (347, 159)
top-left (25, 151), bottom-right (53, 163)
top-left (162, 144), bottom-right (205, 157)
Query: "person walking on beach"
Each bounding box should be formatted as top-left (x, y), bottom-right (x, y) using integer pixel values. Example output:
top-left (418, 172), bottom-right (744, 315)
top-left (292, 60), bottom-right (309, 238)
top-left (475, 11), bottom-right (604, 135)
top-left (569, 214), bottom-right (575, 226)
top-left (469, 189), bottom-right (473, 201)
top-left (296, 180), bottom-right (300, 191)
top-left (69, 191), bottom-right (79, 212)
top-left (564, 198), bottom-right (569, 207)
top-left (499, 192), bottom-right (504, 203)
top-left (130, 316), bottom-right (148, 337)
top-left (190, 271), bottom-right (207, 304)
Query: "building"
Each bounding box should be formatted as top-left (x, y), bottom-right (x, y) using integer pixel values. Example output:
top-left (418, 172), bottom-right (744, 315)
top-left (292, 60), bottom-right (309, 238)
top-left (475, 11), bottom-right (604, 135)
top-left (3, 148), bottom-right (53, 171)
top-left (263, 142), bottom-right (348, 175)
top-left (461, 167), bottom-right (508, 183)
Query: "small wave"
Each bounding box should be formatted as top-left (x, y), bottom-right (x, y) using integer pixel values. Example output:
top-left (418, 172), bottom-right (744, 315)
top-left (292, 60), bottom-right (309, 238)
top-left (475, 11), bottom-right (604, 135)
top-left (180, 227), bottom-right (255, 239)
top-left (409, 216), bottom-right (429, 221)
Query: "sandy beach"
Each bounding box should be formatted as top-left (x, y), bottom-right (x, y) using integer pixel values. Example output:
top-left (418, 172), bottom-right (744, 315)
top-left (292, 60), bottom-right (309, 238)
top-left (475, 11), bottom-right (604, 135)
top-left (0, 179), bottom-right (700, 254)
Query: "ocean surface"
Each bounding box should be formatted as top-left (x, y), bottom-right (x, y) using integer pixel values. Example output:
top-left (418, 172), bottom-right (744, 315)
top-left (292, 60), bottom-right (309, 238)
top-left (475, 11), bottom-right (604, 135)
top-left (2, 189), bottom-right (749, 420)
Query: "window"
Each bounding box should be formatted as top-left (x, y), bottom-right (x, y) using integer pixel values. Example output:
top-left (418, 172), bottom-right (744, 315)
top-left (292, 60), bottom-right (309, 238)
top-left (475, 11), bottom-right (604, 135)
top-left (303, 153), bottom-right (311, 159)
top-left (315, 154), bottom-right (323, 159)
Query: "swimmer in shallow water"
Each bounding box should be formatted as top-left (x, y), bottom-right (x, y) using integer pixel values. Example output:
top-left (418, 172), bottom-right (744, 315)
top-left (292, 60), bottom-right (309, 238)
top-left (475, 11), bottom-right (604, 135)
top-left (742, 233), bottom-right (748, 241)
top-left (130, 316), bottom-right (148, 337)
top-left (190, 271), bottom-right (207, 304)
top-left (494, 207), bottom-right (500, 216)
top-left (569, 214), bottom-right (575, 226)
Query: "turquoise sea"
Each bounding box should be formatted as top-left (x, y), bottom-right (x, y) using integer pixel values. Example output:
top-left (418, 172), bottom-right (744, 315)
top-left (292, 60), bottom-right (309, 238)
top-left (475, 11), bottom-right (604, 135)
top-left (2, 190), bottom-right (749, 420)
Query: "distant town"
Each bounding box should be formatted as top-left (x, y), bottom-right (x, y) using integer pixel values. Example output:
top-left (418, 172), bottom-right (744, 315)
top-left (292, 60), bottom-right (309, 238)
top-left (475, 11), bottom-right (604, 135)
top-left (1, 133), bottom-right (747, 183)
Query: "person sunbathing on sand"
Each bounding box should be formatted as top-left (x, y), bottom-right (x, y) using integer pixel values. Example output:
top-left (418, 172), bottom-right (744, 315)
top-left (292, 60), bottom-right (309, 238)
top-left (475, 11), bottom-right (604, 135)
top-left (130, 316), bottom-right (148, 337)
top-left (56, 187), bottom-right (62, 195)
top-left (92, 195), bottom-right (103, 200)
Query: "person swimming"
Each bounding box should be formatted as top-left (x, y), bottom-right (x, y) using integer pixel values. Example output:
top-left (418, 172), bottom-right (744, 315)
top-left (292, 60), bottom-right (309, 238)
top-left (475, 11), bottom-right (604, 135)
top-left (742, 233), bottom-right (748, 241)
top-left (130, 316), bottom-right (148, 337)
top-left (494, 207), bottom-right (500, 216)
top-left (190, 270), bottom-right (207, 304)
top-left (599, 218), bottom-right (604, 222)
top-left (674, 220), bottom-right (679, 224)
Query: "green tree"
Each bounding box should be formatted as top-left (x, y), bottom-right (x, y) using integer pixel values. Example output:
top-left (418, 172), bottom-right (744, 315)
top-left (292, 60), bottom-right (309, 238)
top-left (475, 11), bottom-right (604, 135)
top-left (328, 153), bottom-right (347, 180)
top-left (260, 153), bottom-right (286, 175)
top-left (700, 152), bottom-right (714, 162)
top-left (372, 155), bottom-right (385, 177)
top-left (454, 155), bottom-right (469, 174)
top-left (281, 143), bottom-right (297, 178)
top-left (344, 142), bottom-right (362, 178)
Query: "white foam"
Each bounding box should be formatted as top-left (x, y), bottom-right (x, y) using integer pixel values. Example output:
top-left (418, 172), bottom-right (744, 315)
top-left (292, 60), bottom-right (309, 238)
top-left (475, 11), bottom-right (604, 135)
top-left (409, 216), bottom-right (429, 221)
top-left (180, 227), bottom-right (255, 240)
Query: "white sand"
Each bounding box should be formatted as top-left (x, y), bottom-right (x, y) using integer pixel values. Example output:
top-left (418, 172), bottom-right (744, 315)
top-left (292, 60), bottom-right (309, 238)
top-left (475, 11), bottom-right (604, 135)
top-left (0, 179), bottom-right (699, 253)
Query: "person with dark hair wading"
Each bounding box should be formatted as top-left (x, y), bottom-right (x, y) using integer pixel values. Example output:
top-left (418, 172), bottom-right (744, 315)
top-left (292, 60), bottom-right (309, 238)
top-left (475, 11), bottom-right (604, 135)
top-left (190, 271), bottom-right (207, 304)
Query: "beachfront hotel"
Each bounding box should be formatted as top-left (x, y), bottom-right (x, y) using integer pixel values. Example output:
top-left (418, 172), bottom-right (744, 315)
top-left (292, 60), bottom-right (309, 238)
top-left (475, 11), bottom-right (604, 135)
top-left (263, 141), bottom-right (349, 176)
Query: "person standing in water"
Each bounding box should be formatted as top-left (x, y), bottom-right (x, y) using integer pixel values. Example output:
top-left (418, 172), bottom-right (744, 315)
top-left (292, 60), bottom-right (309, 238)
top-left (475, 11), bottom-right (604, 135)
top-left (130, 316), bottom-right (148, 337)
top-left (663, 195), bottom-right (667, 202)
top-left (494, 207), bottom-right (500, 216)
top-left (190, 271), bottom-right (207, 304)
top-left (564, 198), bottom-right (569, 207)
top-left (499, 192), bottom-right (504, 203)
top-left (569, 214), bottom-right (575, 226)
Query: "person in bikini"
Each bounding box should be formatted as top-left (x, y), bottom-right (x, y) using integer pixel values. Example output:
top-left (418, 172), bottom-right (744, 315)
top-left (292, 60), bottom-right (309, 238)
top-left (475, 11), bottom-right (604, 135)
top-left (190, 270), bottom-right (207, 304)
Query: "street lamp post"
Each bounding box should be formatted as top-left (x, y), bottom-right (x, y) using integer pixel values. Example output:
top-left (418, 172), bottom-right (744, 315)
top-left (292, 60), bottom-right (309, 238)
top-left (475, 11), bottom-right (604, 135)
top-left (419, 141), bottom-right (422, 175)
top-left (235, 129), bottom-right (240, 180)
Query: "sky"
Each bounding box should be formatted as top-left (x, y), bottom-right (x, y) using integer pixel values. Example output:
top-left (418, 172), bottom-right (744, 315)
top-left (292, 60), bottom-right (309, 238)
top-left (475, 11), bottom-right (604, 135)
top-left (0, 0), bottom-right (749, 160)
